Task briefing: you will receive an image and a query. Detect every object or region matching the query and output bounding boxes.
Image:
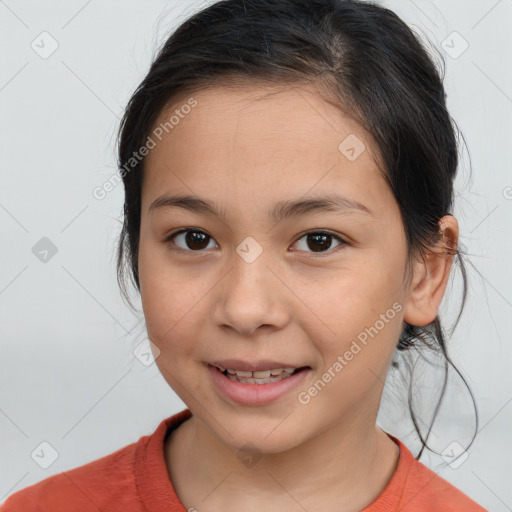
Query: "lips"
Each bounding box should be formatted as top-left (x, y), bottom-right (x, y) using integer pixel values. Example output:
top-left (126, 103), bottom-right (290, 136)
top-left (208, 364), bottom-right (312, 405)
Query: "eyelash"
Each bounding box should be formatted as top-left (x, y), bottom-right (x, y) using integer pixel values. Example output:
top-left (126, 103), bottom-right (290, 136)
top-left (163, 228), bottom-right (348, 257)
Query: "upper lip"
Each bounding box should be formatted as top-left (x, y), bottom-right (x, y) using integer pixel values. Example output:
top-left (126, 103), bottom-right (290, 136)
top-left (209, 359), bottom-right (308, 372)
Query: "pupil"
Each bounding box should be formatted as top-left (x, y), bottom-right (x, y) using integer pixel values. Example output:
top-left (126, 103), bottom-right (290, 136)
top-left (307, 233), bottom-right (331, 252)
top-left (186, 231), bottom-right (209, 250)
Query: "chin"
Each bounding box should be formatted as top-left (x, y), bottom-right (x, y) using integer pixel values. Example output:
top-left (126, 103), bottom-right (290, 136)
top-left (211, 413), bottom-right (306, 455)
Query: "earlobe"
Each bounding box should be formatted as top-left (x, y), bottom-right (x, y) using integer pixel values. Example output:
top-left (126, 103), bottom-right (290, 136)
top-left (402, 215), bottom-right (459, 327)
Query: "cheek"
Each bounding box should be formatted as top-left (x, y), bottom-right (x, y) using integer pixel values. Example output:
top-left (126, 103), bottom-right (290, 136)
top-left (309, 255), bottom-right (405, 366)
top-left (302, 273), bottom-right (404, 413)
top-left (139, 266), bottom-right (204, 393)
top-left (138, 241), bottom-right (205, 349)
top-left (141, 282), bottom-right (206, 352)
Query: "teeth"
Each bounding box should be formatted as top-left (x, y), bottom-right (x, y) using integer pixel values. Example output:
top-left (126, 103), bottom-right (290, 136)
top-left (226, 373), bottom-right (293, 384)
top-left (228, 375), bottom-right (285, 384)
top-left (253, 370), bottom-right (271, 378)
top-left (235, 370), bottom-right (253, 377)
top-left (215, 365), bottom-right (302, 383)
top-left (218, 367), bottom-right (297, 377)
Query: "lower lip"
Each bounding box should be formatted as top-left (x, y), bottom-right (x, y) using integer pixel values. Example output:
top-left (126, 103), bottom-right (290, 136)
top-left (207, 364), bottom-right (311, 406)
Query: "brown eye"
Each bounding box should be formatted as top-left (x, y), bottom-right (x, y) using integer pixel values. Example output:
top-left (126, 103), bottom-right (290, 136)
top-left (292, 231), bottom-right (345, 256)
top-left (165, 229), bottom-right (218, 252)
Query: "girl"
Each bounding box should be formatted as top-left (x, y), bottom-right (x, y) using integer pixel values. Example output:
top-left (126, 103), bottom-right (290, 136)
top-left (1, 0), bottom-right (488, 510)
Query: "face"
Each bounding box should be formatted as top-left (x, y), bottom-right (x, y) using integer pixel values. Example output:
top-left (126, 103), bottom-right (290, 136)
top-left (138, 82), bottom-right (412, 453)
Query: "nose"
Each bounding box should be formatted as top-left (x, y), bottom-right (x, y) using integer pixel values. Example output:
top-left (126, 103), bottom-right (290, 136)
top-left (211, 249), bottom-right (290, 336)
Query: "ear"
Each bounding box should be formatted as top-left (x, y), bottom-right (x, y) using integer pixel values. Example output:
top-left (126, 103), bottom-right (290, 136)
top-left (402, 215), bottom-right (459, 327)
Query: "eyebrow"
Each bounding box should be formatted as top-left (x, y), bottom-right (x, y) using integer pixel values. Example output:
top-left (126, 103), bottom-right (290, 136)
top-left (148, 193), bottom-right (372, 223)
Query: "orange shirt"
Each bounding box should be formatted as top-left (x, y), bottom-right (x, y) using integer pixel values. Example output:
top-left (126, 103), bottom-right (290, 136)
top-left (1, 408), bottom-right (487, 511)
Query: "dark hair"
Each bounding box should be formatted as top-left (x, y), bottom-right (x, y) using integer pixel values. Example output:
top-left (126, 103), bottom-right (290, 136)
top-left (115, 0), bottom-right (477, 459)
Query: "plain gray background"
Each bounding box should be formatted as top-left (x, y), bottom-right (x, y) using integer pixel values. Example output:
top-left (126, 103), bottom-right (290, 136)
top-left (0, 0), bottom-right (511, 510)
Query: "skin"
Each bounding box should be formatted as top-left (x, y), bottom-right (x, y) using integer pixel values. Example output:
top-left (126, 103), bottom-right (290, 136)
top-left (137, 82), bottom-right (459, 511)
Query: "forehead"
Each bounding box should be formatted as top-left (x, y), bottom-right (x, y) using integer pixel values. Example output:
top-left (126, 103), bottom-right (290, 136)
top-left (147, 82), bottom-right (372, 154)
top-left (142, 82), bottom-right (391, 217)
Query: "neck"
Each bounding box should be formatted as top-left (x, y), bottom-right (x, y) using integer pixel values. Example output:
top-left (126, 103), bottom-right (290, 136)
top-left (165, 409), bottom-right (399, 512)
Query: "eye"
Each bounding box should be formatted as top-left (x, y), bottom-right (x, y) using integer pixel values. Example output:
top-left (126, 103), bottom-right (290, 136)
top-left (164, 228), bottom-right (218, 252)
top-left (163, 228), bottom-right (347, 256)
top-left (291, 230), bottom-right (346, 256)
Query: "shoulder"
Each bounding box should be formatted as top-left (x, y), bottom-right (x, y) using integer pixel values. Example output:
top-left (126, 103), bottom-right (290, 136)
top-left (0, 439), bottom-right (141, 512)
top-left (395, 438), bottom-right (488, 511)
top-left (0, 411), bottom-right (191, 512)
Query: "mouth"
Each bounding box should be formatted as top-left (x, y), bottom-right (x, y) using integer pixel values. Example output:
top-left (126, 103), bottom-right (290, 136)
top-left (210, 364), bottom-right (311, 384)
top-left (207, 363), bottom-right (312, 406)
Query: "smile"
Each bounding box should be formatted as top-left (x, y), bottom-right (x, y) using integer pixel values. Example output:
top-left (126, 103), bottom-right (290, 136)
top-left (208, 364), bottom-right (311, 406)
top-left (213, 366), bottom-right (304, 384)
